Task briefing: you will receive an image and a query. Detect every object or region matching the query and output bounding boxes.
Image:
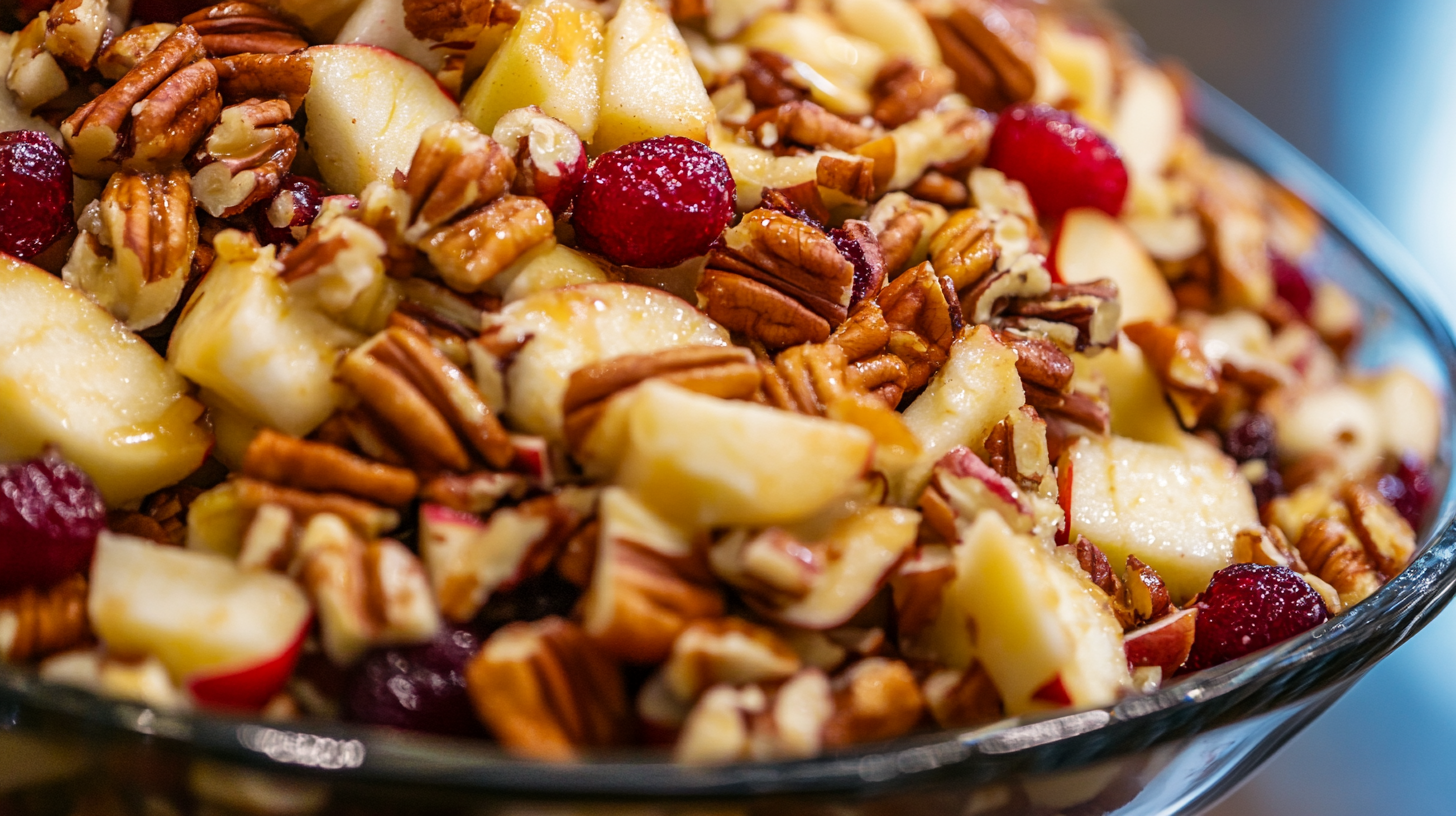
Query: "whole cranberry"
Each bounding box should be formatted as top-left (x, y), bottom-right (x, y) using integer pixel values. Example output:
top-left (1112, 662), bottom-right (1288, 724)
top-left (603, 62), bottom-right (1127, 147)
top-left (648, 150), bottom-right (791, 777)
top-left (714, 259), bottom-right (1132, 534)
top-left (1223, 412), bottom-right (1277, 463)
top-left (1182, 563), bottom-right (1329, 673)
top-left (572, 136), bottom-right (736, 268)
top-left (985, 103), bottom-right (1128, 220)
top-left (1271, 253), bottom-right (1314, 318)
top-left (0, 131), bottom-right (74, 260)
top-left (252, 175), bottom-right (328, 246)
top-left (0, 453), bottom-right (106, 591)
top-left (344, 626), bottom-right (484, 736)
top-left (1378, 454), bottom-right (1436, 530)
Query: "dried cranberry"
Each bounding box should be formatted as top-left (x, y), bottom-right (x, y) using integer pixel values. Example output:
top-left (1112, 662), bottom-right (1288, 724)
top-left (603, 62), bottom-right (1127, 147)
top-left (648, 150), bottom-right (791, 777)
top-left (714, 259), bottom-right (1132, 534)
top-left (1182, 563), bottom-right (1328, 673)
top-left (830, 221), bottom-right (886, 310)
top-left (985, 103), bottom-right (1128, 220)
top-left (1271, 253), bottom-right (1314, 318)
top-left (1378, 454), bottom-right (1436, 529)
top-left (251, 174), bottom-right (327, 246)
top-left (1249, 466), bottom-right (1284, 509)
top-left (572, 136), bottom-right (735, 268)
top-left (1224, 412), bottom-right (1277, 463)
top-left (345, 626), bottom-right (484, 737)
top-left (0, 131), bottom-right (74, 260)
top-left (0, 452), bottom-right (106, 591)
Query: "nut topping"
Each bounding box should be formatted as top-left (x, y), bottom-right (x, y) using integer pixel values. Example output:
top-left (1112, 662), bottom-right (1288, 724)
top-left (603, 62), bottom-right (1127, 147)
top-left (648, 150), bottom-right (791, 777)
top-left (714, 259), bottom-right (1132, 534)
top-left (402, 118), bottom-right (515, 242)
top-left (0, 574), bottom-right (89, 663)
top-left (242, 429), bottom-right (419, 507)
top-left (210, 52), bottom-right (311, 111)
top-left (181, 2), bottom-right (309, 56)
top-left (189, 98), bottom-right (298, 217)
top-left (44, 0), bottom-right (108, 70)
top-left (420, 195), bottom-right (555, 293)
top-left (924, 0), bottom-right (1038, 111)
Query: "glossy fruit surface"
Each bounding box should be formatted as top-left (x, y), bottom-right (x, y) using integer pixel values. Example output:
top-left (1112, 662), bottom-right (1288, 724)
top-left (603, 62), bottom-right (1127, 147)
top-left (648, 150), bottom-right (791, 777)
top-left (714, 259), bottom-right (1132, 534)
top-left (985, 104), bottom-right (1128, 219)
top-left (0, 453), bottom-right (106, 590)
top-left (1271, 253), bottom-right (1314, 318)
top-left (1183, 563), bottom-right (1328, 672)
top-left (345, 626), bottom-right (485, 736)
top-left (1378, 454), bottom-right (1436, 529)
top-left (0, 131), bottom-right (73, 260)
top-left (572, 136), bottom-right (735, 268)
top-left (252, 175), bottom-right (328, 246)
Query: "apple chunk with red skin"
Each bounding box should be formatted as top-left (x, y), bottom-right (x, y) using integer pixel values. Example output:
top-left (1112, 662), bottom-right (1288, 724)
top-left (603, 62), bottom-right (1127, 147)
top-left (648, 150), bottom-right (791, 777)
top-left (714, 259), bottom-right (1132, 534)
top-left (1123, 607), bottom-right (1197, 678)
top-left (1053, 208), bottom-right (1175, 327)
top-left (88, 533), bottom-right (310, 709)
top-left (492, 106), bottom-right (589, 217)
top-left (304, 44), bottom-right (460, 195)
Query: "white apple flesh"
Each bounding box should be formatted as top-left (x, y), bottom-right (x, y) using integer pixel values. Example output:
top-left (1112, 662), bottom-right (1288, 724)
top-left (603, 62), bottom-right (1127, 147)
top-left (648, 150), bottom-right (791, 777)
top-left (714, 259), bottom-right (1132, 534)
top-left (1054, 208), bottom-right (1176, 327)
top-left (593, 0), bottom-right (716, 153)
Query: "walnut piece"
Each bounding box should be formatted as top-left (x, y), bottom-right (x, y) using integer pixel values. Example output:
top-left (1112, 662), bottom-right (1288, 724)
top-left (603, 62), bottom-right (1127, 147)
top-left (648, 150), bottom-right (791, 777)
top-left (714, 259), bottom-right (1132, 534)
top-left (190, 98), bottom-right (298, 217)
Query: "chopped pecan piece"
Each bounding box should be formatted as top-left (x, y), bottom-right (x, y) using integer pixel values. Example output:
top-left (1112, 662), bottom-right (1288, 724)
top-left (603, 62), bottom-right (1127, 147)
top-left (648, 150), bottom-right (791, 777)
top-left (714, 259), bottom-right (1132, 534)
top-left (821, 658), bottom-right (925, 748)
top-left (922, 663), bottom-right (1001, 728)
top-left (43, 0), bottom-right (107, 70)
top-left (928, 207), bottom-right (996, 290)
top-left (338, 327), bottom-right (515, 472)
top-left (1124, 321), bottom-right (1219, 427)
top-left (403, 0), bottom-right (502, 42)
top-left (739, 49), bottom-right (811, 109)
top-left (877, 262), bottom-right (961, 390)
top-left (657, 618), bottom-right (802, 703)
top-left (419, 195), bottom-right (554, 293)
top-left (419, 471), bottom-right (529, 515)
top-left (466, 616), bottom-right (630, 761)
top-left (62, 26), bottom-right (221, 177)
top-left (97, 24), bottom-right (177, 80)
top-left (403, 118), bottom-right (515, 241)
top-left (907, 170), bottom-right (969, 208)
top-left (890, 544), bottom-right (954, 637)
top-left (181, 2), bottom-right (309, 56)
top-left (1002, 279), bottom-right (1122, 352)
top-left (62, 167), bottom-right (198, 331)
top-left (982, 404), bottom-right (1052, 491)
top-left (816, 153), bottom-right (877, 201)
top-left (1125, 555), bottom-right (1171, 622)
top-left (1341, 482), bottom-right (1416, 577)
top-left (210, 52), bottom-right (311, 111)
top-left (1295, 517), bottom-right (1383, 607)
top-left (1023, 380), bottom-right (1110, 435)
top-left (748, 100), bottom-right (877, 152)
top-left (0, 574), bottom-right (89, 663)
top-left (871, 58), bottom-right (955, 128)
top-left (1233, 526), bottom-right (1308, 573)
top-left (242, 429), bottom-right (418, 507)
top-left (864, 192), bottom-right (948, 275)
top-left (924, 0), bottom-right (1038, 111)
top-left (189, 98), bottom-right (298, 217)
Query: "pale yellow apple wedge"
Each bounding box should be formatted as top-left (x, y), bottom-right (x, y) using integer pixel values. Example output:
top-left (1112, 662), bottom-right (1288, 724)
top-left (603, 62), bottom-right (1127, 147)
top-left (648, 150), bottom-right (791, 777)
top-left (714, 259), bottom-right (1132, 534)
top-left (593, 0), bottom-right (716, 153)
top-left (1055, 208), bottom-right (1176, 327)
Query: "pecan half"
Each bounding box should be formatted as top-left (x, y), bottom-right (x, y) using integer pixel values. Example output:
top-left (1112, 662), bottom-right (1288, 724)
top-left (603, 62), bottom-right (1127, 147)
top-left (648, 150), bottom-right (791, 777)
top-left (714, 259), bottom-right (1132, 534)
top-left (864, 192), bottom-right (948, 275)
top-left (44, 0), bottom-right (107, 70)
top-left (924, 0), bottom-right (1038, 111)
top-left (871, 58), bottom-right (955, 128)
top-left (402, 118), bottom-right (515, 241)
top-left (62, 167), bottom-right (198, 331)
top-left (403, 0), bottom-right (503, 42)
top-left (97, 23), bottom-right (176, 80)
top-left (0, 575), bottom-right (89, 663)
top-left (1341, 482), bottom-right (1416, 577)
top-left (419, 195), bottom-right (554, 293)
top-left (63, 26), bottom-right (221, 177)
top-left (821, 658), bottom-right (925, 748)
top-left (242, 429), bottom-right (418, 507)
top-left (210, 52), bottom-right (311, 111)
top-left (1124, 321), bottom-right (1219, 428)
top-left (181, 2), bottom-right (309, 56)
top-left (748, 100), bottom-right (877, 152)
top-left (189, 98), bottom-right (298, 217)
top-left (466, 616), bottom-right (630, 760)
top-left (877, 262), bottom-right (962, 390)
top-left (739, 48), bottom-right (811, 109)
top-left (1295, 517), bottom-right (1382, 607)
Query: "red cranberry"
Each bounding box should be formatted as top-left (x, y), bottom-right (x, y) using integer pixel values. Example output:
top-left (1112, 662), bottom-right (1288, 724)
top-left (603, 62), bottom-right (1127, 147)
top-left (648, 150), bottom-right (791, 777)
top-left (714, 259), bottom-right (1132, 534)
top-left (1224, 412), bottom-right (1277, 463)
top-left (1378, 454), bottom-right (1436, 529)
top-left (1271, 253), bottom-right (1313, 318)
top-left (0, 452), bottom-right (106, 591)
top-left (572, 136), bottom-right (735, 268)
top-left (1182, 563), bottom-right (1328, 673)
top-left (251, 174), bottom-right (327, 246)
top-left (345, 626), bottom-right (484, 737)
top-left (830, 221), bottom-right (887, 310)
top-left (985, 104), bottom-right (1128, 220)
top-left (0, 131), bottom-right (74, 260)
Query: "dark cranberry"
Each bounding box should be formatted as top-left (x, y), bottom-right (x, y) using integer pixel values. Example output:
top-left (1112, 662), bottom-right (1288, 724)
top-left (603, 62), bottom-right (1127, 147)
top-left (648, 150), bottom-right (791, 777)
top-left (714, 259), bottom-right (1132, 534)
top-left (830, 221), bottom-right (886, 310)
top-left (1271, 253), bottom-right (1314, 318)
top-left (251, 174), bottom-right (327, 246)
top-left (0, 452), bottom-right (106, 590)
top-left (1378, 454), bottom-right (1436, 529)
top-left (0, 131), bottom-right (74, 260)
top-left (1183, 563), bottom-right (1328, 673)
top-left (572, 136), bottom-right (736, 268)
top-left (1224, 412), bottom-right (1277, 463)
top-left (985, 103), bottom-right (1128, 220)
top-left (344, 626), bottom-right (484, 737)
top-left (1249, 466), bottom-right (1284, 509)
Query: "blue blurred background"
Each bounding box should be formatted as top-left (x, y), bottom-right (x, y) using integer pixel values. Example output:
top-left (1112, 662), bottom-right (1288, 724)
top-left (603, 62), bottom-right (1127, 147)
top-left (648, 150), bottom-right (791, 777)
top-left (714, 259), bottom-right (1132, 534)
top-left (1110, 0), bottom-right (1456, 812)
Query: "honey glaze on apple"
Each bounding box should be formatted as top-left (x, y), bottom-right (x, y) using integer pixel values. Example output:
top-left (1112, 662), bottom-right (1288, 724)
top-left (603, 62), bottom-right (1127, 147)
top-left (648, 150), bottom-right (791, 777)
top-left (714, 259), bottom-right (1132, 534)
top-left (0, 0), bottom-right (1436, 764)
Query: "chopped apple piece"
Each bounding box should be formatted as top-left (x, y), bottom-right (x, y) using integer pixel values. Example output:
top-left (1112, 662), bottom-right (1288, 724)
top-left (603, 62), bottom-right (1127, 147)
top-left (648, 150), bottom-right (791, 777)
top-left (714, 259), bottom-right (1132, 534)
top-left (1354, 368), bottom-right (1442, 464)
top-left (88, 533), bottom-right (310, 707)
top-left (612, 381), bottom-right (873, 529)
top-left (761, 506), bottom-right (918, 629)
top-left (1066, 435), bottom-right (1258, 602)
top-left (334, 0), bottom-right (443, 72)
top-left (489, 282), bottom-right (730, 442)
top-left (828, 0), bottom-right (940, 66)
top-left (735, 11), bottom-right (886, 116)
top-left (304, 44), bottom-right (460, 195)
top-left (0, 253), bottom-right (210, 505)
top-left (895, 326), bottom-right (1025, 504)
top-left (487, 244), bottom-right (608, 303)
top-left (1111, 66), bottom-right (1183, 181)
top-left (169, 231), bottom-right (365, 438)
top-left (1075, 342), bottom-right (1185, 447)
top-left (953, 512), bottom-right (1129, 714)
top-left (1054, 208), bottom-right (1175, 327)
top-left (1038, 22), bottom-right (1114, 129)
top-left (709, 127), bottom-right (821, 210)
top-left (461, 0), bottom-right (606, 142)
top-left (1271, 383), bottom-right (1383, 478)
top-left (275, 0), bottom-right (364, 39)
top-left (593, 0), bottom-right (716, 153)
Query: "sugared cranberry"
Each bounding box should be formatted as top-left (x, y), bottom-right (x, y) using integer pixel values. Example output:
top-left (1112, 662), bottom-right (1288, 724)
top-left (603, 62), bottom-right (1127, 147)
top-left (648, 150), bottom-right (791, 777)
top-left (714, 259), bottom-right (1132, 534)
top-left (985, 104), bottom-right (1128, 220)
top-left (1378, 454), bottom-right (1436, 529)
top-left (345, 626), bottom-right (484, 737)
top-left (1182, 563), bottom-right (1328, 673)
top-left (572, 136), bottom-right (735, 268)
top-left (1224, 412), bottom-right (1277, 463)
top-left (1271, 253), bottom-right (1314, 318)
top-left (0, 131), bottom-right (74, 260)
top-left (251, 174), bottom-right (327, 246)
top-left (0, 452), bottom-right (106, 591)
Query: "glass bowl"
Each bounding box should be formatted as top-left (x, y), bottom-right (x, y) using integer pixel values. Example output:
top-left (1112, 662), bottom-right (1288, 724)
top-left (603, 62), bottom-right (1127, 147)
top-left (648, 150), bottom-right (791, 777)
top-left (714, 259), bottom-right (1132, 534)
top-left (1, 79), bottom-right (1453, 816)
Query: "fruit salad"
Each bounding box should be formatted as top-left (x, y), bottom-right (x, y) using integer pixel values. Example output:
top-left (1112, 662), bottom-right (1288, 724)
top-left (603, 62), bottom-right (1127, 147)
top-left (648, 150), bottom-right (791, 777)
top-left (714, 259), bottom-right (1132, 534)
top-left (0, 0), bottom-right (1442, 764)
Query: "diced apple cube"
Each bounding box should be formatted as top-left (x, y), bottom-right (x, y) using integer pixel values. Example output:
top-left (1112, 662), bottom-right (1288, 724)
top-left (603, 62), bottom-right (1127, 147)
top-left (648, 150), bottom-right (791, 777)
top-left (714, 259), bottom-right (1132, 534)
top-left (1055, 207), bottom-right (1175, 327)
top-left (1354, 368), bottom-right (1442, 465)
top-left (1075, 341), bottom-right (1185, 447)
top-left (1067, 434), bottom-right (1258, 602)
top-left (0, 253), bottom-right (210, 505)
top-left (762, 506), bottom-right (919, 630)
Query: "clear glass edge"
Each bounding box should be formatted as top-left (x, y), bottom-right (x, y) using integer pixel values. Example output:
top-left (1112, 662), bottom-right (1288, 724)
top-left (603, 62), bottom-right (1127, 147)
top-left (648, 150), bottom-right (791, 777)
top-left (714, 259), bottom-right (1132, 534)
top-left (2, 78), bottom-right (1454, 798)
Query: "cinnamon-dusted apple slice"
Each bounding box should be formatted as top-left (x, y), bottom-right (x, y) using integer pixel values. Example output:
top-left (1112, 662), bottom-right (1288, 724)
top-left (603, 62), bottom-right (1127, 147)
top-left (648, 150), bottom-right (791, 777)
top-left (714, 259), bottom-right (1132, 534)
top-left (0, 253), bottom-right (211, 505)
top-left (1053, 207), bottom-right (1175, 327)
top-left (609, 381), bottom-right (875, 529)
top-left (304, 44), bottom-right (460, 195)
top-left (593, 0), bottom-right (716, 153)
top-left (88, 532), bottom-right (310, 709)
top-left (461, 0), bottom-right (606, 142)
top-left (487, 282), bottom-right (730, 443)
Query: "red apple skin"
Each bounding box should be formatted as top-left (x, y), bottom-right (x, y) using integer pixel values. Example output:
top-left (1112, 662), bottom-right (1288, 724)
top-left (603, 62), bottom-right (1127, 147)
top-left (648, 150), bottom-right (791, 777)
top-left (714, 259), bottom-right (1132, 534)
top-left (1031, 674), bottom-right (1072, 706)
top-left (186, 619), bottom-right (310, 710)
top-left (529, 147), bottom-right (589, 217)
top-left (510, 436), bottom-right (552, 484)
top-left (937, 447), bottom-right (1027, 514)
top-left (1055, 454), bottom-right (1074, 546)
top-left (1123, 607), bottom-right (1198, 677)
